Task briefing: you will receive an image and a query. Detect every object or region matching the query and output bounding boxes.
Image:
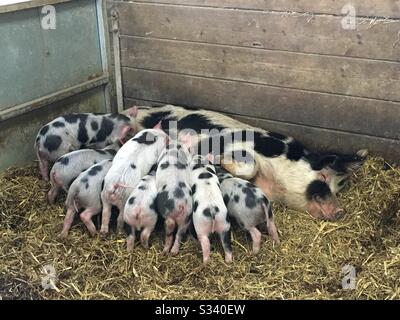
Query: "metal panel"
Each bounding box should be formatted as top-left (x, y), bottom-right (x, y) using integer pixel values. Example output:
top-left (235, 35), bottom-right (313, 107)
top-left (0, 0), bottom-right (103, 110)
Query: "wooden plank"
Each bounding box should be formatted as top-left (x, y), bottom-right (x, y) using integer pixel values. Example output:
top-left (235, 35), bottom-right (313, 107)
top-left (124, 97), bottom-right (400, 164)
top-left (112, 2), bottom-right (400, 61)
top-left (112, 0), bottom-right (400, 18)
top-left (122, 68), bottom-right (400, 140)
top-left (120, 36), bottom-right (400, 102)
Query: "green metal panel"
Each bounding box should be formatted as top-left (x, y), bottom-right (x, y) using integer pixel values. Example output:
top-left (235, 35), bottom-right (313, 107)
top-left (0, 87), bottom-right (106, 171)
top-left (0, 0), bottom-right (103, 110)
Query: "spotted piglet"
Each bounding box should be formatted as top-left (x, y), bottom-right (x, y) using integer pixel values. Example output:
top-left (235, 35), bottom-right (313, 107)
top-left (35, 107), bottom-right (138, 181)
top-left (155, 142), bottom-right (192, 255)
top-left (60, 159), bottom-right (113, 238)
top-left (100, 129), bottom-right (169, 235)
top-left (216, 167), bottom-right (280, 253)
top-left (48, 143), bottom-right (119, 204)
top-left (123, 173), bottom-right (158, 250)
top-left (190, 155), bottom-right (232, 265)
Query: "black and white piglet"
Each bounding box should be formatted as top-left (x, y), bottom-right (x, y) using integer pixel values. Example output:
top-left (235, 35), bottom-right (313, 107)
top-left (190, 155), bottom-right (232, 265)
top-left (61, 159), bottom-right (113, 238)
top-left (48, 143), bottom-right (119, 204)
top-left (124, 173), bottom-right (158, 250)
top-left (101, 128), bottom-right (169, 234)
top-left (216, 167), bottom-right (279, 253)
top-left (35, 107), bottom-right (137, 181)
top-left (155, 142), bottom-right (192, 255)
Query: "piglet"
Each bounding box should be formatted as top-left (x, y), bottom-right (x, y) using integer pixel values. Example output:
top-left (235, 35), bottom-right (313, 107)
top-left (155, 142), bottom-right (192, 255)
top-left (100, 128), bottom-right (169, 235)
top-left (190, 155), bottom-right (232, 265)
top-left (216, 167), bottom-right (280, 253)
top-left (48, 143), bottom-right (119, 204)
top-left (35, 107), bottom-right (138, 181)
top-left (124, 173), bottom-right (158, 250)
top-left (60, 159), bottom-right (113, 238)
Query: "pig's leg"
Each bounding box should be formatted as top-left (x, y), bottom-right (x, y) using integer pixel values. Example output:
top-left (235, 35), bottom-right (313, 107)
top-left (100, 200), bottom-right (112, 235)
top-left (60, 207), bottom-right (76, 238)
top-left (218, 230), bottom-right (233, 263)
top-left (100, 190), bottom-right (114, 235)
top-left (116, 203), bottom-right (125, 233)
top-left (198, 235), bottom-right (211, 265)
top-left (247, 227), bottom-right (262, 254)
top-left (37, 152), bottom-right (50, 181)
top-left (126, 227), bottom-right (136, 251)
top-left (80, 208), bottom-right (98, 237)
top-left (163, 217), bottom-right (176, 254)
top-left (266, 218), bottom-right (280, 244)
top-left (140, 227), bottom-right (153, 249)
top-left (47, 185), bottom-right (60, 204)
top-left (170, 222), bottom-right (189, 255)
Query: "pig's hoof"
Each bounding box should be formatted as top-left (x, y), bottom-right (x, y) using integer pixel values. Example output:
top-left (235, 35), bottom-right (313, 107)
top-left (170, 248), bottom-right (179, 256)
top-left (99, 228), bottom-right (108, 236)
top-left (252, 247), bottom-right (260, 255)
top-left (59, 232), bottom-right (68, 239)
top-left (356, 149), bottom-right (368, 158)
top-left (225, 255), bottom-right (233, 264)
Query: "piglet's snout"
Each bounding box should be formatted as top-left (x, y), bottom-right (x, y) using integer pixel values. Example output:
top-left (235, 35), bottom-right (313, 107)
top-left (334, 208), bottom-right (344, 220)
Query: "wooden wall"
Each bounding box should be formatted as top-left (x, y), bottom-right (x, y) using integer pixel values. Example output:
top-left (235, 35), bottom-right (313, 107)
top-left (107, 0), bottom-right (400, 162)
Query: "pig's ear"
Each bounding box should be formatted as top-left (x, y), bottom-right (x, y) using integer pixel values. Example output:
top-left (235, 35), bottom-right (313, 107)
top-left (179, 132), bottom-right (193, 149)
top-left (126, 106), bottom-right (138, 118)
top-left (153, 121), bottom-right (162, 130)
top-left (206, 153), bottom-right (215, 164)
top-left (119, 124), bottom-right (133, 144)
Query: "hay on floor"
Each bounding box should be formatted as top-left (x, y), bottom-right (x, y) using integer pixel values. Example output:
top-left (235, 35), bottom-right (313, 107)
top-left (0, 157), bottom-right (399, 300)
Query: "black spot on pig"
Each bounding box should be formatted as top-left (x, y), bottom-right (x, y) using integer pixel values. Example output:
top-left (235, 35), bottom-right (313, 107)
top-left (178, 182), bottom-right (186, 188)
top-left (162, 185), bottom-right (167, 191)
top-left (106, 149), bottom-right (117, 156)
top-left (234, 195), bottom-right (239, 203)
top-left (222, 231), bottom-right (232, 251)
top-left (91, 121), bottom-right (99, 131)
top-left (203, 208), bottom-right (212, 218)
top-left (77, 115), bottom-right (89, 145)
top-left (193, 163), bottom-right (203, 170)
top-left (177, 114), bottom-right (226, 133)
top-left (242, 187), bottom-right (256, 208)
top-left (130, 163), bottom-right (136, 169)
top-left (160, 162), bottom-right (169, 170)
top-left (88, 165), bottom-right (103, 176)
top-left (140, 111), bottom-right (173, 129)
top-left (149, 197), bottom-right (157, 211)
top-left (223, 194), bottom-right (230, 204)
top-left (193, 201), bottom-right (199, 212)
top-left (81, 177), bottom-right (88, 183)
top-left (214, 206), bottom-right (219, 213)
top-left (96, 150), bottom-right (107, 155)
top-left (157, 191), bottom-right (175, 217)
top-left (138, 185), bottom-right (146, 191)
top-left (253, 132), bottom-right (286, 158)
top-left (101, 180), bottom-right (105, 191)
top-left (191, 184), bottom-right (197, 195)
top-left (39, 125), bottom-right (49, 136)
top-left (306, 180), bottom-right (332, 201)
top-left (85, 183), bottom-right (89, 189)
top-left (96, 117), bottom-right (115, 143)
top-left (175, 162), bottom-right (187, 169)
top-left (268, 131), bottom-right (287, 140)
top-left (206, 167), bottom-right (216, 175)
top-left (52, 121), bottom-right (65, 128)
top-left (44, 135), bottom-right (62, 152)
top-left (198, 172), bottom-right (213, 179)
top-left (128, 197), bottom-right (135, 205)
top-left (58, 156), bottom-right (69, 165)
top-left (133, 131), bottom-right (157, 145)
top-left (174, 187), bottom-right (184, 198)
top-left (286, 140), bottom-right (305, 161)
top-left (63, 114), bottom-right (81, 124)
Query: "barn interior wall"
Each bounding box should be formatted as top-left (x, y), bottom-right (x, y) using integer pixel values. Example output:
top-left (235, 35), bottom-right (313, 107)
top-left (107, 0), bottom-right (400, 163)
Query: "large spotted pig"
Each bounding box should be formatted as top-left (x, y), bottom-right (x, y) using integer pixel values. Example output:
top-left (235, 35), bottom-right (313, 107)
top-left (61, 159), bottom-right (113, 238)
top-left (100, 129), bottom-right (168, 235)
top-left (124, 173), bottom-right (158, 250)
top-left (155, 142), bottom-right (192, 255)
top-left (190, 155), bottom-right (232, 265)
top-left (48, 143), bottom-right (119, 204)
top-left (35, 107), bottom-right (138, 181)
top-left (124, 105), bottom-right (367, 220)
top-left (216, 167), bottom-right (279, 254)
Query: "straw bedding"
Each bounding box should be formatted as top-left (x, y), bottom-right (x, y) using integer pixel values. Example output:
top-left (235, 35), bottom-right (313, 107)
top-left (0, 157), bottom-right (399, 300)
